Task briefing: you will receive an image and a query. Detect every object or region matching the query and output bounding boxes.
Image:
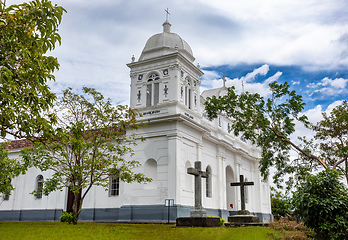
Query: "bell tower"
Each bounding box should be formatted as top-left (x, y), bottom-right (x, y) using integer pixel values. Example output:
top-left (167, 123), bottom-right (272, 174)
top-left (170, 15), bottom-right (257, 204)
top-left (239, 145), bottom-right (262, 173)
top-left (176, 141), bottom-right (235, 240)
top-left (127, 20), bottom-right (203, 118)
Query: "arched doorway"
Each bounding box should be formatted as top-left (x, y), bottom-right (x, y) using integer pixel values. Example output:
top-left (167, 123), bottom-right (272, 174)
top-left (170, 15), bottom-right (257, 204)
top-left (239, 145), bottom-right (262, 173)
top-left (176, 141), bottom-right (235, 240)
top-left (225, 166), bottom-right (236, 211)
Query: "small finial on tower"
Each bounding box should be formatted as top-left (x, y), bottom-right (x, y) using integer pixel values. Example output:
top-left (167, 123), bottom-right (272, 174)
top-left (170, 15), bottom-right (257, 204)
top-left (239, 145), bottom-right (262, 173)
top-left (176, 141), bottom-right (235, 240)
top-left (175, 44), bottom-right (179, 52)
top-left (163, 8), bottom-right (172, 32)
top-left (222, 75), bottom-right (226, 88)
top-left (197, 63), bottom-right (200, 69)
top-left (131, 55), bottom-right (135, 62)
top-left (165, 8), bottom-right (170, 21)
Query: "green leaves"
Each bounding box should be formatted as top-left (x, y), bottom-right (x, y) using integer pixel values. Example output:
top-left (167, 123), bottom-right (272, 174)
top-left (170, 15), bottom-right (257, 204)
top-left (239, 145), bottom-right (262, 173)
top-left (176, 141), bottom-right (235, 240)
top-left (292, 168), bottom-right (348, 239)
top-left (205, 81), bottom-right (310, 189)
top-left (0, 0), bottom-right (66, 140)
top-left (0, 142), bottom-right (28, 196)
top-left (205, 80), bottom-right (348, 191)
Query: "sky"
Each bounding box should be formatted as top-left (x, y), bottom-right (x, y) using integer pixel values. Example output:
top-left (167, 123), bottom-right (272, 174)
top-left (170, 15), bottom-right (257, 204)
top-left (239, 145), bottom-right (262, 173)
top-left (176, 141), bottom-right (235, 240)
top-left (9, 0), bottom-right (348, 129)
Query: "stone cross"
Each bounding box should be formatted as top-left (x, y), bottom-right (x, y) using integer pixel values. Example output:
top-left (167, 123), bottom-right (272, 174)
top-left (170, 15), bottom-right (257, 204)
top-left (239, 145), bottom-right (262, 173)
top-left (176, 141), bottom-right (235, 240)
top-left (230, 175), bottom-right (254, 214)
top-left (187, 161), bottom-right (208, 213)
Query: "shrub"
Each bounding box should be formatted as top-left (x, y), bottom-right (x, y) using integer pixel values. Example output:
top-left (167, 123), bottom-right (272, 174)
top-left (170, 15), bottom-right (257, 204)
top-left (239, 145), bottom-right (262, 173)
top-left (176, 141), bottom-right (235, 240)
top-left (60, 212), bottom-right (73, 224)
top-left (270, 187), bottom-right (291, 219)
top-left (292, 168), bottom-right (348, 240)
top-left (219, 217), bottom-right (225, 227)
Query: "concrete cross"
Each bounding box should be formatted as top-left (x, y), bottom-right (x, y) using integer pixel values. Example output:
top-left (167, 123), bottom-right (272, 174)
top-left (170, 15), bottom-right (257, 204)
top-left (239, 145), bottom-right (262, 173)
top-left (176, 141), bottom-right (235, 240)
top-left (187, 161), bottom-right (208, 211)
top-left (230, 175), bottom-right (254, 212)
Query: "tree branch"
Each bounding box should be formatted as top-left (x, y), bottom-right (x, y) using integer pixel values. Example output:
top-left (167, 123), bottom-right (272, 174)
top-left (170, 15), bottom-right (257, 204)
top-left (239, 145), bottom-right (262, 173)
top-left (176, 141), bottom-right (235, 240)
top-left (332, 153), bottom-right (348, 170)
top-left (269, 126), bottom-right (328, 169)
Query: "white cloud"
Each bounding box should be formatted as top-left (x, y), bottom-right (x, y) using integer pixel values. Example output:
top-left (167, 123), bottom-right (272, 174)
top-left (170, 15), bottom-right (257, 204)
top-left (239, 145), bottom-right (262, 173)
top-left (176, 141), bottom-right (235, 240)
top-left (242, 64), bottom-right (270, 82)
top-left (265, 71), bottom-right (282, 84)
top-left (321, 77), bottom-right (348, 89)
top-left (201, 64), bottom-right (278, 97)
top-left (7, 0), bottom-right (348, 106)
top-left (325, 100), bottom-right (344, 113)
top-left (307, 77), bottom-right (348, 97)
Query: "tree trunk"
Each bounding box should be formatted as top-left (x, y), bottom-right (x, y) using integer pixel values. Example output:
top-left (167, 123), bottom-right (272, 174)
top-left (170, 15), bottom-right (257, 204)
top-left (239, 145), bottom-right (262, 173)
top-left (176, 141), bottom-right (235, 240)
top-left (72, 190), bottom-right (82, 225)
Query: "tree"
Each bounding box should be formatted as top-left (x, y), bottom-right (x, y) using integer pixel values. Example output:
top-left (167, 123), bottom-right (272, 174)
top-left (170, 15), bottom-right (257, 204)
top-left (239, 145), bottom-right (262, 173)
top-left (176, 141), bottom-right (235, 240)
top-left (292, 168), bottom-right (348, 240)
top-left (0, 0), bottom-right (65, 139)
top-left (300, 100), bottom-right (348, 183)
top-left (21, 88), bottom-right (151, 224)
top-left (204, 82), bottom-right (348, 189)
top-left (270, 187), bottom-right (291, 219)
top-left (0, 0), bottom-right (66, 196)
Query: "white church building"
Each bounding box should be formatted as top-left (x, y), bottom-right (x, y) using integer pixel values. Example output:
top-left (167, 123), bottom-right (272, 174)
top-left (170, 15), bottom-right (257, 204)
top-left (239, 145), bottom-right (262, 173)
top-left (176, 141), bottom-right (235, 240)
top-left (0, 20), bottom-right (272, 222)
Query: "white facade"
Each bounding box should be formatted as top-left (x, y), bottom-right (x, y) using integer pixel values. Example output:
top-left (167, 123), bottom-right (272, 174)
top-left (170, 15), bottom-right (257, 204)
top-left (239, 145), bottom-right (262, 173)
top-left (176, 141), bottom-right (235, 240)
top-left (0, 20), bottom-right (272, 222)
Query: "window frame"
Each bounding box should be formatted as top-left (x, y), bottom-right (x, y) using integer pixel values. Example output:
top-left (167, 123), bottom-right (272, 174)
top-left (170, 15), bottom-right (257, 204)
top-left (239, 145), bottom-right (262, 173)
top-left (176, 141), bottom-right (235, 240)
top-left (109, 176), bottom-right (120, 197)
top-left (36, 175), bottom-right (44, 199)
top-left (145, 73), bottom-right (160, 107)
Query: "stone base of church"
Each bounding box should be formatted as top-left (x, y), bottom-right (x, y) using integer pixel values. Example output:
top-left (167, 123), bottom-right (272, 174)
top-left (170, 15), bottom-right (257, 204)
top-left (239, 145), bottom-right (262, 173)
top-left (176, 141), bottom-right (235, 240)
top-left (0, 205), bottom-right (272, 223)
top-left (228, 214), bottom-right (260, 223)
top-left (176, 217), bottom-right (220, 227)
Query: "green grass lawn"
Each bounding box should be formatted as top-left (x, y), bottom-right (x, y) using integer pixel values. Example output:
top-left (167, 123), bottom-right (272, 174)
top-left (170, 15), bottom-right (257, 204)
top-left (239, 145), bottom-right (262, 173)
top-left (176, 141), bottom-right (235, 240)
top-left (0, 222), bottom-right (279, 240)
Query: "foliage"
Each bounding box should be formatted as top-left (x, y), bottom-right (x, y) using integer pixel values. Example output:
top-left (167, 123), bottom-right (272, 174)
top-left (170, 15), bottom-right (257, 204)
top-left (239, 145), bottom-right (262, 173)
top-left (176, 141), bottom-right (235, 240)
top-left (60, 212), bottom-right (73, 224)
top-left (292, 168), bottom-right (348, 240)
top-left (270, 187), bottom-right (291, 218)
top-left (220, 217), bottom-right (225, 227)
top-left (0, 222), bottom-right (281, 240)
top-left (0, 143), bottom-right (27, 198)
top-left (204, 81), bottom-right (348, 190)
top-left (21, 88), bottom-right (151, 224)
top-left (0, 0), bottom-right (65, 139)
top-left (0, 0), bottom-right (65, 197)
top-left (300, 100), bottom-right (348, 183)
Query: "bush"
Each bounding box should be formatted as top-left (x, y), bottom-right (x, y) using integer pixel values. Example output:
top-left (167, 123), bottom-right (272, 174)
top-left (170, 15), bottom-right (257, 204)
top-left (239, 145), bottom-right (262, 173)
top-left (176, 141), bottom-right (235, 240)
top-left (270, 187), bottom-right (291, 219)
top-left (220, 217), bottom-right (225, 227)
top-left (292, 168), bottom-right (348, 240)
top-left (60, 212), bottom-right (73, 224)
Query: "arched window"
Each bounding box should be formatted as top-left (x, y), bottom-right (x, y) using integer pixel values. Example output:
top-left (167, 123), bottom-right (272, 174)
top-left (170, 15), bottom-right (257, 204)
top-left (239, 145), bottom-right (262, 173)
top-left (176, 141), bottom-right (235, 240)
top-left (206, 166), bottom-right (212, 198)
top-left (36, 175), bottom-right (44, 199)
top-left (109, 176), bottom-right (120, 196)
top-left (146, 73), bottom-right (160, 107)
top-left (144, 159), bottom-right (157, 189)
top-left (185, 77), bottom-right (192, 109)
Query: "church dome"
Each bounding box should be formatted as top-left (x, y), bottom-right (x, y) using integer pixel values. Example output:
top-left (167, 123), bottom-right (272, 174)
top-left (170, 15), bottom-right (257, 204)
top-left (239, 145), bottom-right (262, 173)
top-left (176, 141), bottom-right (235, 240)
top-left (201, 86), bottom-right (228, 99)
top-left (139, 21), bottom-right (195, 62)
top-left (201, 76), bottom-right (228, 99)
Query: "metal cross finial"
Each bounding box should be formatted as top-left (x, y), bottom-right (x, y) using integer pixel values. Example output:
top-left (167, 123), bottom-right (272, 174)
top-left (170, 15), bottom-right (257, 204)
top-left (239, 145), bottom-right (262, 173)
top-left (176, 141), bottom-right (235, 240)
top-left (165, 8), bottom-right (170, 21)
top-left (242, 80), bottom-right (245, 94)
